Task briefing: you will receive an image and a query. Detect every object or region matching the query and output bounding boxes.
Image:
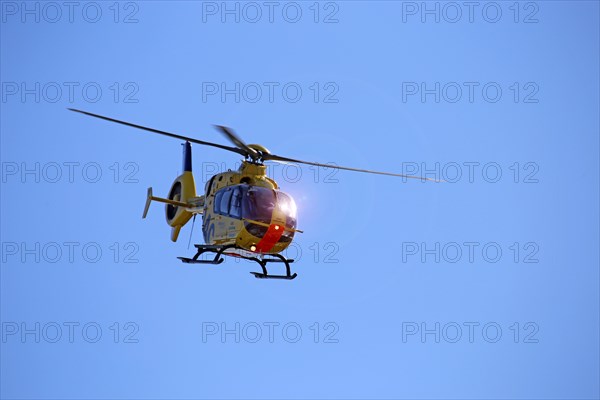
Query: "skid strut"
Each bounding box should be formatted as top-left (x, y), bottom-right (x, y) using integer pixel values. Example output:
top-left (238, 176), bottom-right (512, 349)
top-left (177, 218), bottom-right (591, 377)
top-left (178, 244), bottom-right (297, 280)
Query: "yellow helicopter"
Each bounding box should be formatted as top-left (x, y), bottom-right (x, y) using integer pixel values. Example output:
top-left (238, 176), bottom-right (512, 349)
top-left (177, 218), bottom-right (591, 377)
top-left (69, 108), bottom-right (436, 280)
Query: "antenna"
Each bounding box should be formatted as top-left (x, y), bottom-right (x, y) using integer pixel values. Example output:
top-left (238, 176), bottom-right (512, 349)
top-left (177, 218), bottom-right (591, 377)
top-left (187, 214), bottom-right (196, 249)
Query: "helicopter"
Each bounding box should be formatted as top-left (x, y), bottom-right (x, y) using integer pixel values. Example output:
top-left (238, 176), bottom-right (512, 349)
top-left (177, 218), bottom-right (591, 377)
top-left (69, 108), bottom-right (437, 280)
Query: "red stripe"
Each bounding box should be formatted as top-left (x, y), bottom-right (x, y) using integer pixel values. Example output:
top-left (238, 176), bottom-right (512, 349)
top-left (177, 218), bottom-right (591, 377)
top-left (254, 224), bottom-right (284, 253)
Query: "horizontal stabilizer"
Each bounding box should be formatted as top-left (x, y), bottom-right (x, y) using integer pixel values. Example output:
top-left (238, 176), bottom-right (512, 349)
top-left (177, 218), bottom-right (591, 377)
top-left (142, 186), bottom-right (191, 219)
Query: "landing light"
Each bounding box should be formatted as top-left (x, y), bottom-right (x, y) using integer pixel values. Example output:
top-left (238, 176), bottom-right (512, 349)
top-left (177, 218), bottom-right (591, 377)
top-left (250, 245), bottom-right (256, 252)
top-left (274, 225), bottom-right (280, 230)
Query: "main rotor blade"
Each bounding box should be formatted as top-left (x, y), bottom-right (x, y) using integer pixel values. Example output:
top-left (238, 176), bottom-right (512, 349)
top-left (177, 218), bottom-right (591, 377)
top-left (68, 108), bottom-right (246, 156)
top-left (263, 154), bottom-right (441, 182)
top-left (214, 125), bottom-right (258, 160)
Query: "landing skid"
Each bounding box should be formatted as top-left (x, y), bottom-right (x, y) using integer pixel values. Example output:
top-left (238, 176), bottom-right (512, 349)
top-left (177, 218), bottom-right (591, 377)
top-left (178, 244), bottom-right (297, 280)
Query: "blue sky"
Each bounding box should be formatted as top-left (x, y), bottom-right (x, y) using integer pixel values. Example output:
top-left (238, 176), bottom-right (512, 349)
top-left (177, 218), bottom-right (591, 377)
top-left (1, 1), bottom-right (599, 399)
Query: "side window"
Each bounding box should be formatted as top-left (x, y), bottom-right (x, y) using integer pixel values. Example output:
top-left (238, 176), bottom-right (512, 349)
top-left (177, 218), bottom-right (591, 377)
top-left (214, 189), bottom-right (224, 214)
top-left (220, 188), bottom-right (233, 215)
top-left (230, 187), bottom-right (242, 219)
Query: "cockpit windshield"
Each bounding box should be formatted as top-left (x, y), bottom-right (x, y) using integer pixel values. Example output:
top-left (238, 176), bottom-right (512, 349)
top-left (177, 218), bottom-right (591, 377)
top-left (242, 186), bottom-right (276, 224)
top-left (275, 191), bottom-right (297, 229)
top-left (214, 184), bottom-right (297, 228)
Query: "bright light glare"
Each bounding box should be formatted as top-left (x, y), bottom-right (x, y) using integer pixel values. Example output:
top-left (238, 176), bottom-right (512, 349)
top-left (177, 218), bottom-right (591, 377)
top-left (277, 192), bottom-right (298, 218)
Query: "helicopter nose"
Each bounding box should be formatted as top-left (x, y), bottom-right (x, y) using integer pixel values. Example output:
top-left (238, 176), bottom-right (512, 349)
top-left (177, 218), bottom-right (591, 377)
top-left (253, 223), bottom-right (284, 253)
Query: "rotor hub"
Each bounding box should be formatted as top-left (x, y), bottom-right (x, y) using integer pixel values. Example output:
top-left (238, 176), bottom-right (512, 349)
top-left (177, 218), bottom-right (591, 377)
top-left (246, 144), bottom-right (270, 162)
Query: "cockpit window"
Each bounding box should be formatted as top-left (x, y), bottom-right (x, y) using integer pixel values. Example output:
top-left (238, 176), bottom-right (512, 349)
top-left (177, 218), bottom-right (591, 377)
top-left (276, 191), bottom-right (297, 229)
top-left (220, 188), bottom-right (232, 214)
top-left (242, 186), bottom-right (275, 223)
top-left (212, 185), bottom-right (297, 229)
top-left (213, 189), bottom-right (224, 214)
top-left (230, 187), bottom-right (243, 219)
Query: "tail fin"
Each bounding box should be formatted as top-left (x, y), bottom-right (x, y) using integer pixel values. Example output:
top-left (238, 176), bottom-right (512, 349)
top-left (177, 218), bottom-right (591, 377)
top-left (183, 141), bottom-right (192, 172)
top-left (142, 141), bottom-right (199, 242)
top-left (171, 226), bottom-right (182, 242)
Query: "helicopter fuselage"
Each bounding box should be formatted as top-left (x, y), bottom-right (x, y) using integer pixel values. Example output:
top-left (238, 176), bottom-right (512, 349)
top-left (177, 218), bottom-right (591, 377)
top-left (199, 161), bottom-right (298, 255)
